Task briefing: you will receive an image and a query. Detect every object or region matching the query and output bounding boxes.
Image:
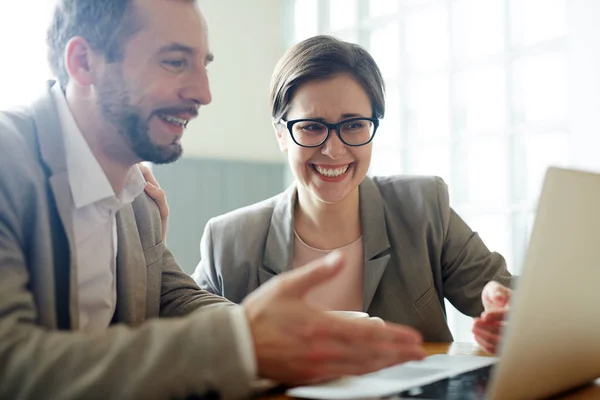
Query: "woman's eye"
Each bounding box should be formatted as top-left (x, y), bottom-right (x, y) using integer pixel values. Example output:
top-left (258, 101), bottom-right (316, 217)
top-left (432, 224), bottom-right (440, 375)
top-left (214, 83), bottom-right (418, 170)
top-left (300, 124), bottom-right (326, 133)
top-left (343, 122), bottom-right (365, 131)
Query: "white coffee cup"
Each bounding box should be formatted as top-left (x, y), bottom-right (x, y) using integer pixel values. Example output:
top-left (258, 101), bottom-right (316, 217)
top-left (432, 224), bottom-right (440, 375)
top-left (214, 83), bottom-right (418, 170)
top-left (326, 310), bottom-right (385, 325)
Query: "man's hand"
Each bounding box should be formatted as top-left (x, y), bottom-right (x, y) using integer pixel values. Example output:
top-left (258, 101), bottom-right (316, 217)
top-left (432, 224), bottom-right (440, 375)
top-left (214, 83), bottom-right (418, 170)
top-left (243, 252), bottom-right (426, 385)
top-left (472, 281), bottom-right (512, 354)
top-left (138, 163), bottom-right (169, 243)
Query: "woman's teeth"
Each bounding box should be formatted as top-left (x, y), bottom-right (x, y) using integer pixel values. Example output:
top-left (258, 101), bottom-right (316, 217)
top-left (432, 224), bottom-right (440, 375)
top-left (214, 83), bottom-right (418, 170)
top-left (314, 164), bottom-right (350, 177)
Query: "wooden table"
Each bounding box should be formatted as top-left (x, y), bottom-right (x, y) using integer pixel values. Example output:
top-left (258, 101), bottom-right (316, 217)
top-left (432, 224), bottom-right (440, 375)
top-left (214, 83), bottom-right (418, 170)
top-left (259, 342), bottom-right (600, 400)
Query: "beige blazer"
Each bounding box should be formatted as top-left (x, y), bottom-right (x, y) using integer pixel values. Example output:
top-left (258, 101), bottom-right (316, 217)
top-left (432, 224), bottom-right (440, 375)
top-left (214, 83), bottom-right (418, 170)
top-left (0, 82), bottom-right (251, 400)
top-left (194, 175), bottom-right (513, 342)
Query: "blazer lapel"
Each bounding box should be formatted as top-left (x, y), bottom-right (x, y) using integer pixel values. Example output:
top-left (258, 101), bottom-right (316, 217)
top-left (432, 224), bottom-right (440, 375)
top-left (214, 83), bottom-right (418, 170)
top-left (359, 177), bottom-right (392, 311)
top-left (31, 81), bottom-right (80, 329)
top-left (114, 205), bottom-right (147, 326)
top-left (260, 184), bottom-right (297, 285)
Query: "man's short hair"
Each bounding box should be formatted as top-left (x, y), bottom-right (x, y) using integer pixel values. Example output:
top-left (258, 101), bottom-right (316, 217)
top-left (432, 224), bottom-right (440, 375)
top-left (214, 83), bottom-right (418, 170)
top-left (46, 0), bottom-right (142, 88)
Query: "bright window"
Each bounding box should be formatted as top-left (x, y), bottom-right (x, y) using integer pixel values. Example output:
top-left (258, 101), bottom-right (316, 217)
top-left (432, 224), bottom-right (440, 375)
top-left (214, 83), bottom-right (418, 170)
top-left (0, 3), bottom-right (55, 109)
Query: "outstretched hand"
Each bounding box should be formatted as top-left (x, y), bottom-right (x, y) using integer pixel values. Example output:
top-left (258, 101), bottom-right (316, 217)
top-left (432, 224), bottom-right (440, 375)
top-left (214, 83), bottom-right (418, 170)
top-left (243, 251), bottom-right (426, 384)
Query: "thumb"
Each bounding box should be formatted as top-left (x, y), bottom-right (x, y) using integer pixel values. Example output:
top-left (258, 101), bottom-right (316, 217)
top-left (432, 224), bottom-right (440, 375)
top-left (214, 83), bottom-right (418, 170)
top-left (280, 251), bottom-right (345, 298)
top-left (483, 281), bottom-right (511, 310)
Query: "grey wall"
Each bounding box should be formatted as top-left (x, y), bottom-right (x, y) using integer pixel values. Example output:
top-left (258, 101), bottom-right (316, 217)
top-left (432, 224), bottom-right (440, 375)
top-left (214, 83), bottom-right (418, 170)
top-left (153, 158), bottom-right (287, 274)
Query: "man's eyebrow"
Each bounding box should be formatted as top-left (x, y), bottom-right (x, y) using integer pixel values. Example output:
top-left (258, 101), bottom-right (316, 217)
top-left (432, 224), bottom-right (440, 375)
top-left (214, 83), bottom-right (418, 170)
top-left (158, 43), bottom-right (195, 54)
top-left (158, 43), bottom-right (214, 64)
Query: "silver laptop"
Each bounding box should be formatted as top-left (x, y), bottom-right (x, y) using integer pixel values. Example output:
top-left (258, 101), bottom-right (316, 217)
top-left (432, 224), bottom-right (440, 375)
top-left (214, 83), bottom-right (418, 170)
top-left (399, 166), bottom-right (600, 399)
top-left (485, 166), bottom-right (600, 399)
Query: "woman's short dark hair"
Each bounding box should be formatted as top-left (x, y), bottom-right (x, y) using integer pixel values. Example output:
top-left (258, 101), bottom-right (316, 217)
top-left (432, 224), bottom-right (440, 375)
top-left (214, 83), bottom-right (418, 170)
top-left (46, 0), bottom-right (142, 89)
top-left (270, 35), bottom-right (386, 122)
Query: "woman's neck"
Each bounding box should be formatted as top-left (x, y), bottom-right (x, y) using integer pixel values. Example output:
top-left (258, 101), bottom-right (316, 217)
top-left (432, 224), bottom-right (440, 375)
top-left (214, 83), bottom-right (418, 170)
top-left (294, 187), bottom-right (362, 250)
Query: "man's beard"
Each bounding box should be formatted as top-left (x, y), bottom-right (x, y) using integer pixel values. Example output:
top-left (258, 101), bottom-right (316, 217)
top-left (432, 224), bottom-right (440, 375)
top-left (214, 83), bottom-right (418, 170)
top-left (97, 68), bottom-right (183, 164)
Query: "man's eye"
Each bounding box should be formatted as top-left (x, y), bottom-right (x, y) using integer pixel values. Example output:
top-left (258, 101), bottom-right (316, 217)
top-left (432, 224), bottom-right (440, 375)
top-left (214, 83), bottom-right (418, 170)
top-left (163, 59), bottom-right (187, 70)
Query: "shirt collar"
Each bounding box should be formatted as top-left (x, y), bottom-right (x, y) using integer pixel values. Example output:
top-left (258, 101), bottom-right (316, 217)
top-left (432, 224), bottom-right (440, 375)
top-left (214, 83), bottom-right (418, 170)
top-left (51, 84), bottom-right (146, 210)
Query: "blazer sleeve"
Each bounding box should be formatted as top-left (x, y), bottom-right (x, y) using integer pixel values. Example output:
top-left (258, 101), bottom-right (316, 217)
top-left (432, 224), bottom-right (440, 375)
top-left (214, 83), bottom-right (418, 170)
top-left (436, 177), bottom-right (513, 317)
top-left (192, 219), bottom-right (224, 296)
top-left (0, 151), bottom-right (252, 400)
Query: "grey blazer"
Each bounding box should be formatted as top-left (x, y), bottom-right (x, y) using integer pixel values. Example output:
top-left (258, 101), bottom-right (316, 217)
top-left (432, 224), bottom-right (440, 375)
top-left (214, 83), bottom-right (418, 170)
top-left (194, 175), bottom-right (513, 342)
top-left (0, 82), bottom-right (252, 400)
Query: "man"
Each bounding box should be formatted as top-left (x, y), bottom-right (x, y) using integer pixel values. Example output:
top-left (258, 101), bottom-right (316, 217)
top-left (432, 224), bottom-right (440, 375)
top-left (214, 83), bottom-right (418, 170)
top-left (0, 1), bottom-right (428, 399)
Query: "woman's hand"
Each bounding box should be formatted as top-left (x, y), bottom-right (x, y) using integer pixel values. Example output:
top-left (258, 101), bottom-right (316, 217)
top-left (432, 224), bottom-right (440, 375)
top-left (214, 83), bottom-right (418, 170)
top-left (472, 281), bottom-right (512, 354)
top-left (138, 163), bottom-right (169, 243)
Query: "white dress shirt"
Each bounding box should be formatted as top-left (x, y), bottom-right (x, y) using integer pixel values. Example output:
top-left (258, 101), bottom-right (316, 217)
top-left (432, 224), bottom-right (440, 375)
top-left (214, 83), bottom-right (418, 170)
top-left (50, 85), bottom-right (256, 377)
top-left (52, 84), bottom-right (146, 334)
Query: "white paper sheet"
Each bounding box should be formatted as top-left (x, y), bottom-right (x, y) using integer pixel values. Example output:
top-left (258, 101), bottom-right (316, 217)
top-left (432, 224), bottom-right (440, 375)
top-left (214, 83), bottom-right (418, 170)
top-left (287, 354), bottom-right (498, 399)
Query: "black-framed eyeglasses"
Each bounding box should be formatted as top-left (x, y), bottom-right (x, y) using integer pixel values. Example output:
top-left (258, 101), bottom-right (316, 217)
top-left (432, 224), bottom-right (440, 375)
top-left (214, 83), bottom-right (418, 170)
top-left (278, 117), bottom-right (379, 148)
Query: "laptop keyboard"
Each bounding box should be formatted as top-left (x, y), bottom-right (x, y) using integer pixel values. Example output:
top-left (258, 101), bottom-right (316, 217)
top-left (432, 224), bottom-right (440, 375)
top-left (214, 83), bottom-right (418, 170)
top-left (395, 365), bottom-right (494, 400)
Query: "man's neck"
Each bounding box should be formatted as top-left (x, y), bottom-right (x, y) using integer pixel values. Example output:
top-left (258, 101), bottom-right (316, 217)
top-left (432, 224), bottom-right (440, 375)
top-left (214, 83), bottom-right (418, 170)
top-left (294, 187), bottom-right (362, 250)
top-left (65, 88), bottom-right (137, 193)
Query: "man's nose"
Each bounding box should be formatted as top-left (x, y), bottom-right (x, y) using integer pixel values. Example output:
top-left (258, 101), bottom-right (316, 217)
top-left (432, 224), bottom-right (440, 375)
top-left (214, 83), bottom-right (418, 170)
top-left (179, 67), bottom-right (212, 106)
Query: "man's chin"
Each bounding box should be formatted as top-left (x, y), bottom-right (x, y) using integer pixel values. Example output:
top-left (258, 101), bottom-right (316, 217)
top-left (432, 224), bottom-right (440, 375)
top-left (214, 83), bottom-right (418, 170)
top-left (136, 144), bottom-right (183, 164)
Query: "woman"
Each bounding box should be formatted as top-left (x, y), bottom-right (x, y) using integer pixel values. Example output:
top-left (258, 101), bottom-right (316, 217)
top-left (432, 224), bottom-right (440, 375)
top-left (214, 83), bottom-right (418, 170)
top-left (148, 36), bottom-right (512, 353)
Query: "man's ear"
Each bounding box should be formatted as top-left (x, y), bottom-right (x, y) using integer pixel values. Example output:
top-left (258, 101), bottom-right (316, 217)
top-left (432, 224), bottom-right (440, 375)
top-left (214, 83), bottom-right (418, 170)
top-left (64, 36), bottom-right (101, 87)
top-left (274, 122), bottom-right (288, 153)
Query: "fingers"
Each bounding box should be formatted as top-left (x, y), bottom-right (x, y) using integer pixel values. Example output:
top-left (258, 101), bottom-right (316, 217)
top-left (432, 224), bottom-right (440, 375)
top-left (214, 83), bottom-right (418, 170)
top-left (480, 309), bottom-right (507, 323)
top-left (482, 281), bottom-right (512, 311)
top-left (138, 163), bottom-right (161, 187)
top-left (304, 347), bottom-right (423, 382)
top-left (144, 184), bottom-right (169, 217)
top-left (473, 325), bottom-right (500, 355)
top-left (299, 332), bottom-right (426, 382)
top-left (138, 163), bottom-right (169, 217)
top-left (317, 318), bottom-right (426, 366)
top-left (473, 317), bottom-right (503, 336)
top-left (277, 251), bottom-right (345, 298)
top-left (474, 334), bottom-right (496, 355)
top-left (318, 314), bottom-right (422, 345)
top-left (472, 315), bottom-right (503, 355)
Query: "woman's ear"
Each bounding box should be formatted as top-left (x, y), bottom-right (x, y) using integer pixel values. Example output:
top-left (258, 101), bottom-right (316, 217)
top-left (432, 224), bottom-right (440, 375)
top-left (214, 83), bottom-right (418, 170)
top-left (274, 122), bottom-right (288, 153)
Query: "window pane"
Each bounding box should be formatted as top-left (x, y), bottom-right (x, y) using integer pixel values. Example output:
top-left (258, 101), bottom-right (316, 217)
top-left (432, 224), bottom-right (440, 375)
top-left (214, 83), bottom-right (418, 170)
top-left (454, 66), bottom-right (506, 135)
top-left (458, 140), bottom-right (508, 205)
top-left (294, 0), bottom-right (318, 42)
top-left (404, 0), bottom-right (431, 6)
top-left (329, 0), bottom-right (357, 31)
top-left (461, 213), bottom-right (513, 267)
top-left (511, 212), bottom-right (535, 274)
top-left (369, 0), bottom-right (399, 18)
top-left (407, 142), bottom-right (452, 182)
top-left (513, 52), bottom-right (568, 125)
top-left (370, 148), bottom-right (403, 176)
top-left (333, 30), bottom-right (358, 43)
top-left (452, 0), bottom-right (504, 61)
top-left (524, 133), bottom-right (570, 203)
top-left (369, 22), bottom-right (401, 80)
top-left (0, 3), bottom-right (53, 108)
top-left (376, 89), bottom-right (402, 147)
top-left (510, 0), bottom-right (567, 46)
top-left (372, 89), bottom-right (402, 176)
top-left (406, 5), bottom-right (448, 70)
top-left (407, 75), bottom-right (450, 140)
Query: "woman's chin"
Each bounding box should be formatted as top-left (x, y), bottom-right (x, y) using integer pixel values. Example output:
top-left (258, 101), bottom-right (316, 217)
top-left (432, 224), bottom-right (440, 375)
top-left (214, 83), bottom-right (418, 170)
top-left (309, 185), bottom-right (356, 206)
